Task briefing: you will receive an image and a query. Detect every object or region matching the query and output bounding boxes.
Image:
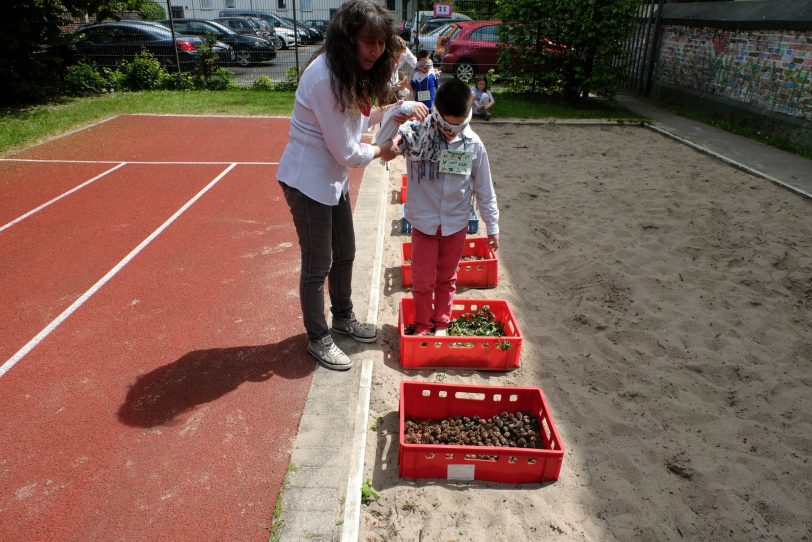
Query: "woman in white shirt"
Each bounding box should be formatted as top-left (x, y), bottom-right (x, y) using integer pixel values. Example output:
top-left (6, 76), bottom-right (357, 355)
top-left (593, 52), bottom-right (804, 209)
top-left (277, 0), bottom-right (400, 371)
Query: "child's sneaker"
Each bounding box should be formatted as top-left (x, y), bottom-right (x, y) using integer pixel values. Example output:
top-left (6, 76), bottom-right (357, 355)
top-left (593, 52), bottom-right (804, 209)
top-left (434, 328), bottom-right (448, 336)
top-left (484, 112), bottom-right (492, 121)
top-left (307, 335), bottom-right (352, 371)
top-left (332, 312), bottom-right (377, 343)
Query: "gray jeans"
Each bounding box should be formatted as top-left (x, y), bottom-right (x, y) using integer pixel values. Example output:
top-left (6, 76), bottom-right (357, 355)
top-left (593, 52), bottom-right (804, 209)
top-left (280, 181), bottom-right (354, 341)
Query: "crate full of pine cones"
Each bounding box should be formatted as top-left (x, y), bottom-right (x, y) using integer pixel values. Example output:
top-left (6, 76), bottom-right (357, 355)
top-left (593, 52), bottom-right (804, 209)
top-left (399, 381), bottom-right (564, 484)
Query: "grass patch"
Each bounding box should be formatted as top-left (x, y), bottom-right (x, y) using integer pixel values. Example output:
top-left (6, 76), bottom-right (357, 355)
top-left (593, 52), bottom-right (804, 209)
top-left (267, 462), bottom-right (298, 542)
top-left (491, 92), bottom-right (646, 121)
top-left (1, 89), bottom-right (646, 157)
top-left (651, 99), bottom-right (812, 161)
top-left (360, 479), bottom-right (380, 505)
top-left (0, 89), bottom-right (295, 156)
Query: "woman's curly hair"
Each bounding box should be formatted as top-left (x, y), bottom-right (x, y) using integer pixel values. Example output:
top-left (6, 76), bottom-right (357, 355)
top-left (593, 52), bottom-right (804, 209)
top-left (318, 0), bottom-right (398, 113)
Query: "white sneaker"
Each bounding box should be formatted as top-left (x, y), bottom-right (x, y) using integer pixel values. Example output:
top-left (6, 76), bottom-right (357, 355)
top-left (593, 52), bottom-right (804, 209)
top-left (434, 328), bottom-right (448, 336)
top-left (307, 335), bottom-right (352, 371)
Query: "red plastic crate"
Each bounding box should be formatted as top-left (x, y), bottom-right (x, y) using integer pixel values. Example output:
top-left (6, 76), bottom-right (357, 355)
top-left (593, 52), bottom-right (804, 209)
top-left (399, 381), bottom-right (565, 484)
top-left (398, 298), bottom-right (522, 370)
top-left (401, 237), bottom-right (497, 289)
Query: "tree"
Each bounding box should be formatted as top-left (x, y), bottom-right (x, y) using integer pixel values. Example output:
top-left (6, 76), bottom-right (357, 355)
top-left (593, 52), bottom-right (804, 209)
top-left (1, 0), bottom-right (160, 105)
top-left (138, 1), bottom-right (166, 21)
top-left (496, 0), bottom-right (639, 103)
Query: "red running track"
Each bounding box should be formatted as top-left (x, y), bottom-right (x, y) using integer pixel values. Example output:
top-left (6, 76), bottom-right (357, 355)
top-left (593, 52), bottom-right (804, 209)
top-left (0, 116), bottom-right (364, 541)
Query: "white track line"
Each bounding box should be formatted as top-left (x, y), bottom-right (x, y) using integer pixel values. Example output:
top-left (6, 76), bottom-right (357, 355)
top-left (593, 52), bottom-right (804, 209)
top-left (0, 163), bottom-right (237, 379)
top-left (1, 159), bottom-right (278, 165)
top-left (0, 162), bottom-right (127, 233)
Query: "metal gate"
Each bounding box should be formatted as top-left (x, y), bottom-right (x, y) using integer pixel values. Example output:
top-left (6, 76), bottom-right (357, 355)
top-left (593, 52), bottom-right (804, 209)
top-left (617, 0), bottom-right (664, 96)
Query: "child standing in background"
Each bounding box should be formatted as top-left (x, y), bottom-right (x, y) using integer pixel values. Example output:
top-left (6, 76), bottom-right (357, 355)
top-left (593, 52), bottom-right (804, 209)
top-left (471, 75), bottom-right (494, 120)
top-left (377, 79), bottom-right (500, 336)
top-left (391, 37), bottom-right (416, 100)
top-left (410, 50), bottom-right (440, 109)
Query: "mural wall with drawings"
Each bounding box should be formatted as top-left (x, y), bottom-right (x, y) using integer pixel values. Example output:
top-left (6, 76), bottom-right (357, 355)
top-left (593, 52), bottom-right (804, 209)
top-left (654, 26), bottom-right (811, 122)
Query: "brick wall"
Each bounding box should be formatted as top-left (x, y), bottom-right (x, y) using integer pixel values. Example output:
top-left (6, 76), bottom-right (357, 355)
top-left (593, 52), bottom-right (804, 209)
top-left (654, 26), bottom-right (811, 121)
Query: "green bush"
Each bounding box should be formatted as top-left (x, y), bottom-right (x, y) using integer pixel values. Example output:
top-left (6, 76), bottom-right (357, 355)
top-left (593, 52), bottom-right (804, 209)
top-left (202, 68), bottom-right (233, 90)
top-left (251, 75), bottom-right (274, 91)
top-left (496, 0), bottom-right (638, 102)
top-left (64, 63), bottom-right (108, 96)
top-left (124, 50), bottom-right (165, 90)
top-left (192, 35), bottom-right (220, 87)
top-left (103, 67), bottom-right (127, 92)
top-left (273, 67), bottom-right (299, 92)
top-left (138, 1), bottom-right (166, 20)
top-left (157, 71), bottom-right (195, 90)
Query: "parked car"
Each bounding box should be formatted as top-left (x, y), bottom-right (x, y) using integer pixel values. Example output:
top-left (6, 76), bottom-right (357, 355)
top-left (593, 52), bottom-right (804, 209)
top-left (214, 16), bottom-right (276, 43)
top-left (243, 17), bottom-right (287, 50)
top-left (440, 21), bottom-right (502, 82)
top-left (409, 11), bottom-right (471, 47)
top-left (401, 10), bottom-right (430, 42)
top-left (419, 17), bottom-right (467, 37)
top-left (218, 9), bottom-right (307, 47)
top-left (280, 16), bottom-right (323, 42)
top-left (431, 24), bottom-right (461, 63)
top-left (440, 20), bottom-right (564, 82)
top-left (64, 20), bottom-right (233, 71)
top-left (159, 18), bottom-right (275, 66)
top-left (303, 19), bottom-right (329, 35)
top-left (414, 22), bottom-right (453, 59)
top-left (271, 25), bottom-right (299, 49)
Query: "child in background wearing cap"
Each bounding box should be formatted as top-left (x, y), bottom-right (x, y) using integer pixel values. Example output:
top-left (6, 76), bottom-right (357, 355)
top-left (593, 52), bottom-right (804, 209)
top-left (376, 79), bottom-right (500, 335)
top-left (410, 50), bottom-right (441, 109)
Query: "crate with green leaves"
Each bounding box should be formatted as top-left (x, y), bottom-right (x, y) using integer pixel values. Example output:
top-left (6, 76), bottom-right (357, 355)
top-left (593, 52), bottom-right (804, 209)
top-left (398, 298), bottom-right (522, 370)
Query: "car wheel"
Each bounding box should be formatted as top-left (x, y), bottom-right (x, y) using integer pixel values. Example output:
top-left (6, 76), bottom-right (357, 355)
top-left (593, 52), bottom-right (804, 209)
top-left (235, 50), bottom-right (252, 67)
top-left (455, 61), bottom-right (475, 83)
top-left (276, 36), bottom-right (287, 50)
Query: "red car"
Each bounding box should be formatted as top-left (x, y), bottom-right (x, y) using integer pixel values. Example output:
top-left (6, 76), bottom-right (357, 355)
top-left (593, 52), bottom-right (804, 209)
top-left (440, 20), bottom-right (503, 82)
top-left (440, 20), bottom-right (564, 83)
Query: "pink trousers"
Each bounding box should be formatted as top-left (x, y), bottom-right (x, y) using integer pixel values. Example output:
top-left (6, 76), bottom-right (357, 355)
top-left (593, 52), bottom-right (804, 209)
top-left (411, 225), bottom-right (468, 332)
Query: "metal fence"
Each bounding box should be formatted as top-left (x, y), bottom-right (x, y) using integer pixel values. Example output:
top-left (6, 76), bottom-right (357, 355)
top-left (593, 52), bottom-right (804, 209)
top-left (615, 0), bottom-right (664, 96)
top-left (61, 0), bottom-right (506, 87)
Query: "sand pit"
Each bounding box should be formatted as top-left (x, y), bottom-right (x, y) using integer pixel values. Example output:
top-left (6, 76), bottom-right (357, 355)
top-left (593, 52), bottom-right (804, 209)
top-left (360, 123), bottom-right (812, 541)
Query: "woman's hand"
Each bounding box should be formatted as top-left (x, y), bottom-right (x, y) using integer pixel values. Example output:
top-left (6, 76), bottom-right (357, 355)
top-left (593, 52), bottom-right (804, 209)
top-left (377, 138), bottom-right (400, 161)
top-left (487, 234), bottom-right (499, 250)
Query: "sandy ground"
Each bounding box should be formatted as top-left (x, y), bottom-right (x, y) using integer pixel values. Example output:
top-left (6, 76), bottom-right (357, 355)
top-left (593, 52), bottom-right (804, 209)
top-left (360, 123), bottom-right (812, 541)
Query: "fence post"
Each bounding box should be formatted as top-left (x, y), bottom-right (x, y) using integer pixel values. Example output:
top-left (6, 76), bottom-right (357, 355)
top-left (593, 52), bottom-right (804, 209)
top-left (643, 0), bottom-right (664, 96)
top-left (293, 0), bottom-right (301, 80)
top-left (165, 0), bottom-right (182, 74)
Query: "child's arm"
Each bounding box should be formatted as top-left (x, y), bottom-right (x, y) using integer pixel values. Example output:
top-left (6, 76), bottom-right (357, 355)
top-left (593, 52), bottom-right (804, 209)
top-left (471, 143), bottom-right (500, 249)
top-left (373, 101), bottom-right (428, 147)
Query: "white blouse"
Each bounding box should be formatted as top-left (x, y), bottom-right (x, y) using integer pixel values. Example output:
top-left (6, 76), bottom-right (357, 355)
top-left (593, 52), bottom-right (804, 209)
top-left (277, 54), bottom-right (375, 205)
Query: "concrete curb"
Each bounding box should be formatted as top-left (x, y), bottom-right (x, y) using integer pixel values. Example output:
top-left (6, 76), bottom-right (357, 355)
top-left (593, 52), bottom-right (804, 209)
top-left (276, 158), bottom-right (390, 542)
top-left (644, 123), bottom-right (812, 199)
